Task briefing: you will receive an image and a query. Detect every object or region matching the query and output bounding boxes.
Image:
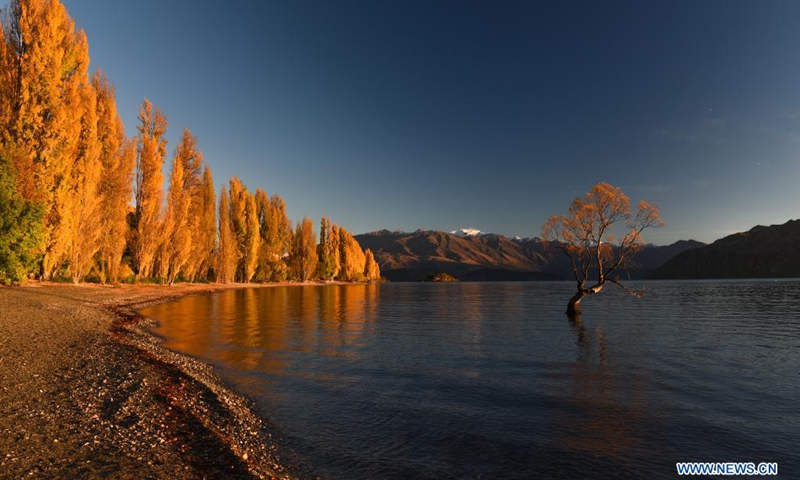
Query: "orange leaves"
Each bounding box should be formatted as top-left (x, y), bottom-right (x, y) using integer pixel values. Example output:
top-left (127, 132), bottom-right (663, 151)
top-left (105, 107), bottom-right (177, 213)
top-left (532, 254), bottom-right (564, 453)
top-left (1, 0), bottom-right (380, 285)
top-left (291, 217), bottom-right (318, 282)
top-left (217, 185), bottom-right (236, 284)
top-left (541, 182), bottom-right (664, 290)
top-left (4, 0), bottom-right (98, 278)
top-left (633, 200), bottom-right (666, 230)
top-left (338, 227), bottom-right (367, 282)
top-left (364, 249), bottom-right (381, 282)
top-left (221, 176), bottom-right (261, 283)
top-left (192, 166), bottom-right (216, 281)
top-left (243, 190), bottom-right (261, 282)
top-left (133, 99), bottom-right (168, 278)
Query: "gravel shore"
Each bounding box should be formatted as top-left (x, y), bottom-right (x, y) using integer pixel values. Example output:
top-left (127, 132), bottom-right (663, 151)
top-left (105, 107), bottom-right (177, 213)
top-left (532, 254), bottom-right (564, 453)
top-left (0, 282), bottom-right (297, 479)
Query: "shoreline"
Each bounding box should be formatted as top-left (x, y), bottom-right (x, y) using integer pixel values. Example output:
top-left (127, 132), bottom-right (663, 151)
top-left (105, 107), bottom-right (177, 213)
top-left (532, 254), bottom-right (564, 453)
top-left (0, 281), bottom-right (330, 479)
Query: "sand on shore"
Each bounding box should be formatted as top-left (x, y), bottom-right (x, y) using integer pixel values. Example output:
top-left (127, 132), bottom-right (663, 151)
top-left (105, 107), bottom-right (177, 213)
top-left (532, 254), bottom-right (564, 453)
top-left (0, 282), bottom-right (301, 479)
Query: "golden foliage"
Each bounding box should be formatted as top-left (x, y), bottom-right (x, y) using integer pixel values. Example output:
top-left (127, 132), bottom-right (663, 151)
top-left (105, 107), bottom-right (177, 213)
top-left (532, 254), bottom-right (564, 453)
top-left (189, 165), bottom-right (216, 281)
top-left (363, 249), bottom-right (381, 282)
top-left (161, 128), bottom-right (205, 284)
top-left (337, 226), bottom-right (367, 282)
top-left (133, 99), bottom-right (167, 278)
top-left (2, 0), bottom-right (93, 278)
top-left (227, 177), bottom-right (260, 282)
top-left (290, 217), bottom-right (318, 281)
top-left (0, 0), bottom-right (375, 285)
top-left (541, 182), bottom-right (664, 313)
top-left (66, 77), bottom-right (102, 283)
top-left (94, 71), bottom-right (134, 284)
top-left (255, 192), bottom-right (292, 282)
top-left (316, 216), bottom-right (339, 280)
top-left (243, 191), bottom-right (260, 282)
top-left (217, 185), bottom-right (237, 284)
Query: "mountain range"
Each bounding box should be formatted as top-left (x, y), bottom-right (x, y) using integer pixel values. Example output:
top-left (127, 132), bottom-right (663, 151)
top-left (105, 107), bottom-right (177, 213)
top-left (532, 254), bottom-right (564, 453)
top-left (650, 219), bottom-right (800, 279)
top-left (355, 229), bottom-right (705, 282)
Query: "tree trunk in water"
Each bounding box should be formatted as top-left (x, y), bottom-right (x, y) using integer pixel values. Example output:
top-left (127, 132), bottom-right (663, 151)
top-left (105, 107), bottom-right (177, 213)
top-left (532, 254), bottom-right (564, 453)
top-left (566, 291), bottom-right (585, 317)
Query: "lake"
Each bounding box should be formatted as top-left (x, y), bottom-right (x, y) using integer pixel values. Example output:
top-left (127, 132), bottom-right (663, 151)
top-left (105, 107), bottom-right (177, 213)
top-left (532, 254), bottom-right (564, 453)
top-left (140, 281), bottom-right (800, 479)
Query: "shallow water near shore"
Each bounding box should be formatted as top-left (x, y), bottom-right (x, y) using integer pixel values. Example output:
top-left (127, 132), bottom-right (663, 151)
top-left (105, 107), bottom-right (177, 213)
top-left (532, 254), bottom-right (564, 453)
top-left (141, 281), bottom-right (800, 479)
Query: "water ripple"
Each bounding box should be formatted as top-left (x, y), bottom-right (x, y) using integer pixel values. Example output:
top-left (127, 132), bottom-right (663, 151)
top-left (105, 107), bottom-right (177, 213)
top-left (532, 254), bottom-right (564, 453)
top-left (142, 281), bottom-right (800, 479)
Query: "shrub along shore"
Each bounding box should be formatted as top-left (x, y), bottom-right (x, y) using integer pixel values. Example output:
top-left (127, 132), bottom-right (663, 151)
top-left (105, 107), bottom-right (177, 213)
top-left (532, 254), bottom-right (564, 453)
top-left (0, 281), bottom-right (331, 479)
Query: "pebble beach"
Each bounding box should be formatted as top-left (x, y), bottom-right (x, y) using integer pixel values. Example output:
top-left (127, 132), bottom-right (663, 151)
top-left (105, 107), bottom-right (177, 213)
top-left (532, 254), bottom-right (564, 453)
top-left (0, 282), bottom-right (296, 479)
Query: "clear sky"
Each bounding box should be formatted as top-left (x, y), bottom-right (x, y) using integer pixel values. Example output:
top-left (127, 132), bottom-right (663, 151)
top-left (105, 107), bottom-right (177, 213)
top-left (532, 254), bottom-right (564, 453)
top-left (20, 0), bottom-right (800, 244)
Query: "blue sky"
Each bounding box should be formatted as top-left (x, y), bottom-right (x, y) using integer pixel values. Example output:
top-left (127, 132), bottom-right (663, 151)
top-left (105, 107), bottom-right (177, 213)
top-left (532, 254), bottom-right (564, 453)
top-left (17, 0), bottom-right (800, 244)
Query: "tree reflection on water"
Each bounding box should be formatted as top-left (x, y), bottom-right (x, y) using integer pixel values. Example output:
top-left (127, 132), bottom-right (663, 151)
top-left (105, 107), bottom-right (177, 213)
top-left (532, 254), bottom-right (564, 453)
top-left (556, 314), bottom-right (648, 461)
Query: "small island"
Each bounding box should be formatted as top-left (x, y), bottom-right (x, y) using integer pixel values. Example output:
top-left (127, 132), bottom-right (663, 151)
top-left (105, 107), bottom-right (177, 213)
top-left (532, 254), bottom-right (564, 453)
top-left (424, 272), bottom-right (459, 282)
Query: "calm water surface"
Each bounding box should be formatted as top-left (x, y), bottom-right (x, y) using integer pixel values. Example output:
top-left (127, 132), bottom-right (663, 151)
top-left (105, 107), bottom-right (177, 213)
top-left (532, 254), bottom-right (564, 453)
top-left (141, 281), bottom-right (800, 479)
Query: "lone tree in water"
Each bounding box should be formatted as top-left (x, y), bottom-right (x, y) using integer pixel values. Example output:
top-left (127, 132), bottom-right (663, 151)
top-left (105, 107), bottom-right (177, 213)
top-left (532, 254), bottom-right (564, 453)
top-left (541, 182), bottom-right (664, 316)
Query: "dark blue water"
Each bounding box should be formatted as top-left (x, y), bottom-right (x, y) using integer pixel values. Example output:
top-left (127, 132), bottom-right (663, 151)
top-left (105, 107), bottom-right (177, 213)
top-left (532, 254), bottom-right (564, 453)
top-left (141, 281), bottom-right (800, 479)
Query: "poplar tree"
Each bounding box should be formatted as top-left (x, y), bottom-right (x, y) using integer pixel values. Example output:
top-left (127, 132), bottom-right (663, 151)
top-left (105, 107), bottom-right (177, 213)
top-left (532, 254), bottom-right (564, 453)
top-left (291, 217), bottom-right (318, 282)
top-left (329, 223), bottom-right (341, 280)
top-left (228, 177), bottom-right (259, 282)
top-left (0, 19), bottom-right (14, 143)
top-left (94, 72), bottom-right (135, 284)
top-left (254, 188), bottom-right (270, 281)
top-left (316, 217), bottom-right (331, 280)
top-left (257, 193), bottom-right (292, 282)
top-left (243, 192), bottom-right (260, 282)
top-left (188, 166), bottom-right (216, 282)
top-left (228, 177), bottom-right (246, 280)
top-left (66, 78), bottom-right (102, 283)
top-left (133, 99), bottom-right (167, 278)
top-left (244, 194), bottom-right (261, 282)
top-left (338, 227), bottom-right (366, 281)
top-left (2, 0), bottom-right (92, 278)
top-left (364, 249), bottom-right (381, 282)
top-left (161, 128), bottom-right (203, 284)
top-left (217, 185), bottom-right (237, 283)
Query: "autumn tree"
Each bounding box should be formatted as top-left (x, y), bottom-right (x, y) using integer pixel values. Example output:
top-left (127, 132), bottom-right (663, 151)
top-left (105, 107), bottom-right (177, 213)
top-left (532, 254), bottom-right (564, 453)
top-left (227, 177), bottom-right (259, 282)
top-left (316, 216), bottom-right (339, 280)
top-left (94, 72), bottom-right (135, 284)
top-left (0, 10), bottom-right (38, 206)
top-left (337, 226), bottom-right (366, 282)
top-left (329, 223), bottom-right (341, 280)
top-left (217, 185), bottom-right (237, 283)
top-left (290, 217), bottom-right (318, 281)
top-left (242, 192), bottom-right (260, 282)
top-left (186, 166), bottom-right (216, 282)
top-left (0, 18), bottom-right (17, 146)
top-left (363, 248), bottom-right (381, 282)
top-left (65, 79), bottom-right (102, 283)
top-left (2, 0), bottom-right (92, 278)
top-left (254, 188), bottom-right (270, 281)
top-left (159, 128), bottom-right (205, 284)
top-left (541, 182), bottom-right (664, 316)
top-left (133, 99), bottom-right (167, 278)
top-left (228, 177), bottom-right (246, 280)
top-left (256, 193), bottom-right (292, 282)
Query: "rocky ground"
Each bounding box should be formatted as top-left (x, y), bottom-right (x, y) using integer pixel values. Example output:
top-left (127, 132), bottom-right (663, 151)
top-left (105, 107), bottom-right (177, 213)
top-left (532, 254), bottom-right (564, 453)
top-left (0, 282), bottom-right (298, 479)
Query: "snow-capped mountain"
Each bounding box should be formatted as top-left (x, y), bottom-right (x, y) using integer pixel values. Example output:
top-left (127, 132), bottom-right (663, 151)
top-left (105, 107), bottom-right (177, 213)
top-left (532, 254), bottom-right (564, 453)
top-left (449, 228), bottom-right (485, 237)
top-left (355, 229), bottom-right (703, 282)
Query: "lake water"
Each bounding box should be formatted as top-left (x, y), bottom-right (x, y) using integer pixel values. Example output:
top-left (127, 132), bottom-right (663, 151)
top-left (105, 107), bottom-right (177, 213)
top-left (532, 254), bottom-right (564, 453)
top-left (141, 281), bottom-right (800, 479)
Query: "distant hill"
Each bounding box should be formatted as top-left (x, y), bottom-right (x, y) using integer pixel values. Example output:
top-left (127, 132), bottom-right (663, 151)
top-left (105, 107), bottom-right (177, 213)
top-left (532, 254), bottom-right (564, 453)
top-left (651, 220), bottom-right (800, 279)
top-left (356, 230), bottom-right (703, 282)
top-left (355, 230), bottom-right (555, 281)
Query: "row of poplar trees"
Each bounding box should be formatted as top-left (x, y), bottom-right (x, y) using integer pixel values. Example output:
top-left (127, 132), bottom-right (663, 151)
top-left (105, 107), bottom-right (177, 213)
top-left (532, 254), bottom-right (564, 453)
top-left (0, 0), bottom-right (380, 285)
